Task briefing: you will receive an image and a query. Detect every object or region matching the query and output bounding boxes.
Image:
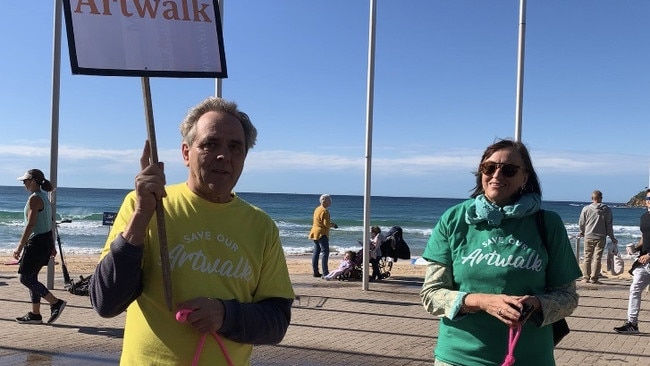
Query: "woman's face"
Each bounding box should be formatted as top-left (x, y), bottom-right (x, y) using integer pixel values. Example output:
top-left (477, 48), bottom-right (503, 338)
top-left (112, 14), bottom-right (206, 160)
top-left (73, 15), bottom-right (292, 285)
top-left (22, 179), bottom-right (35, 192)
top-left (480, 147), bottom-right (529, 207)
top-left (322, 197), bottom-right (332, 208)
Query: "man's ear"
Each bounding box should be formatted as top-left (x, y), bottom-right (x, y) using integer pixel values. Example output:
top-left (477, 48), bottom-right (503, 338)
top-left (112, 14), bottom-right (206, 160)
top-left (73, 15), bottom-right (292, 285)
top-left (181, 142), bottom-right (190, 167)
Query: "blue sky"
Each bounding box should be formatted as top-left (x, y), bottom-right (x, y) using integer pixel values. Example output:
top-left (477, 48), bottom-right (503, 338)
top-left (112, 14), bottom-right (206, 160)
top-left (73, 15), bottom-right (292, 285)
top-left (1, 1), bottom-right (649, 203)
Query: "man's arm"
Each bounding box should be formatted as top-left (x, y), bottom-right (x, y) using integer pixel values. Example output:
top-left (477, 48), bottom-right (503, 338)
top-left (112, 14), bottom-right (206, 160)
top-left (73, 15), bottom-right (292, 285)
top-left (220, 297), bottom-right (293, 344)
top-left (89, 235), bottom-right (144, 318)
top-left (578, 209), bottom-right (585, 236)
top-left (89, 142), bottom-right (164, 317)
top-left (607, 208), bottom-right (617, 243)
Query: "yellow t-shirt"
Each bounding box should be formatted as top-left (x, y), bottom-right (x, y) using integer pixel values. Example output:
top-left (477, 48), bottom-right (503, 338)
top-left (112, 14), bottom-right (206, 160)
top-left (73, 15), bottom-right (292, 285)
top-left (101, 183), bottom-right (295, 365)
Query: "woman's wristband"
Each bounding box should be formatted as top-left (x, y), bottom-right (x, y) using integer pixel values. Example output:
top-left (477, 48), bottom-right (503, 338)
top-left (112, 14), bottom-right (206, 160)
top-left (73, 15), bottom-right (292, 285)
top-left (461, 293), bottom-right (477, 314)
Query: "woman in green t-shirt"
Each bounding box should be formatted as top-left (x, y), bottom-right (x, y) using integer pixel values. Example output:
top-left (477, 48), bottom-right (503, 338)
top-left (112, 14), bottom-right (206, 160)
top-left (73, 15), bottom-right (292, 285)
top-left (420, 139), bottom-right (582, 366)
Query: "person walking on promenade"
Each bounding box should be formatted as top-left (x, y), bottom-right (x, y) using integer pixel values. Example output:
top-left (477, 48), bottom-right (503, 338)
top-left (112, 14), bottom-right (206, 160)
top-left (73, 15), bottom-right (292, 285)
top-left (309, 194), bottom-right (338, 277)
top-left (420, 139), bottom-right (581, 365)
top-left (13, 169), bottom-right (66, 325)
top-left (614, 189), bottom-right (650, 334)
top-left (89, 97), bottom-right (295, 365)
top-left (578, 190), bottom-right (617, 284)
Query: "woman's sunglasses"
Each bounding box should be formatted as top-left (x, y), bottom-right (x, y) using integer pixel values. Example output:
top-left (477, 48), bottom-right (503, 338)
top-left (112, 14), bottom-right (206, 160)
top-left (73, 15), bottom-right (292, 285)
top-left (479, 162), bottom-right (523, 177)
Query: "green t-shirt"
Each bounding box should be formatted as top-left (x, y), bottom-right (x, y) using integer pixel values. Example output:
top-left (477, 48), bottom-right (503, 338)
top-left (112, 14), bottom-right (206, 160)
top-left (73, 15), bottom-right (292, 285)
top-left (103, 183), bottom-right (295, 365)
top-left (423, 199), bottom-right (581, 366)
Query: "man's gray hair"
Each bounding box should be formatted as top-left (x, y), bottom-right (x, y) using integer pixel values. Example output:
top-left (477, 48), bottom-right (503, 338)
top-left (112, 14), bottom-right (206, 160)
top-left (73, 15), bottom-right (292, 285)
top-left (180, 97), bottom-right (257, 152)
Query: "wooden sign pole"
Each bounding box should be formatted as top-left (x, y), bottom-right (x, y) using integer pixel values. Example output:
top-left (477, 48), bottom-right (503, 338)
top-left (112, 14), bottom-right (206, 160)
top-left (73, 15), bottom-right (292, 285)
top-left (141, 76), bottom-right (173, 311)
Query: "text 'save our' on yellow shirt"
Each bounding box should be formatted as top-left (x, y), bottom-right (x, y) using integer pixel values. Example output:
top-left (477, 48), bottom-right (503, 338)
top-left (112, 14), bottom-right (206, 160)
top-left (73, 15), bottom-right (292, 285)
top-left (100, 183), bottom-right (295, 365)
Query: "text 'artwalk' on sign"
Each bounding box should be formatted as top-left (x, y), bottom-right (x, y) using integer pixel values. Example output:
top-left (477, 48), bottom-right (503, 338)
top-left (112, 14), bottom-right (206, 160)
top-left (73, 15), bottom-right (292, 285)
top-left (63, 0), bottom-right (227, 78)
top-left (72, 0), bottom-right (214, 23)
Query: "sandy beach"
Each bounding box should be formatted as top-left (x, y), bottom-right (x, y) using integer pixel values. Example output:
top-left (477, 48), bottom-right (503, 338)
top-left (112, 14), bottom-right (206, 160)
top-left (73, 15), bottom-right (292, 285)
top-left (1, 253), bottom-right (636, 283)
top-left (0, 253), bottom-right (429, 278)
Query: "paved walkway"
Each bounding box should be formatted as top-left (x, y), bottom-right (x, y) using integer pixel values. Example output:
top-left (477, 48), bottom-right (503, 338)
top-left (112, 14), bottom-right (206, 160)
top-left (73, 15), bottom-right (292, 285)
top-left (0, 270), bottom-right (649, 365)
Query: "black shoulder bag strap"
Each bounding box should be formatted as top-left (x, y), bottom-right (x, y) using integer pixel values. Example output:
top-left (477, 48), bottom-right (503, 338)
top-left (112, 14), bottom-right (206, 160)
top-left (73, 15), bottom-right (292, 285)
top-left (534, 209), bottom-right (570, 346)
top-left (534, 209), bottom-right (548, 251)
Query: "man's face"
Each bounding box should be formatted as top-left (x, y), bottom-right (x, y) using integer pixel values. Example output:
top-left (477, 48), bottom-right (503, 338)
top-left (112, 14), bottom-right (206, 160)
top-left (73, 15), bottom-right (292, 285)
top-left (182, 111), bottom-right (247, 203)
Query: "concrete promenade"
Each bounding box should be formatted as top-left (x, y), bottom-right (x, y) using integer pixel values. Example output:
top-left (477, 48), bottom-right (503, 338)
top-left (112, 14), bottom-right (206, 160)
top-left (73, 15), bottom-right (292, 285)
top-left (0, 269), bottom-right (649, 365)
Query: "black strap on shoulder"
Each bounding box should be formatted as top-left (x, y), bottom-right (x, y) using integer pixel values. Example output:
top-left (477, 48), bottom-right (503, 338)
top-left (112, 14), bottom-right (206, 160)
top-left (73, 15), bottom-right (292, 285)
top-left (536, 209), bottom-right (554, 286)
top-left (535, 209), bottom-right (548, 251)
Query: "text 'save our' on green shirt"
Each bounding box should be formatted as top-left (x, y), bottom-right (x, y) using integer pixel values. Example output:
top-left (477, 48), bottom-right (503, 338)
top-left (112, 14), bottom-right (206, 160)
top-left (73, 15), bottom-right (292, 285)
top-left (423, 199), bottom-right (582, 366)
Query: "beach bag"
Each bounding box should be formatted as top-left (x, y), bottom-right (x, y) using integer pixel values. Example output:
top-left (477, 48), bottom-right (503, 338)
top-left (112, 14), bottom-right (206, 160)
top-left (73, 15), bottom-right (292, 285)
top-left (535, 210), bottom-right (570, 346)
top-left (611, 253), bottom-right (624, 276)
top-left (68, 275), bottom-right (92, 296)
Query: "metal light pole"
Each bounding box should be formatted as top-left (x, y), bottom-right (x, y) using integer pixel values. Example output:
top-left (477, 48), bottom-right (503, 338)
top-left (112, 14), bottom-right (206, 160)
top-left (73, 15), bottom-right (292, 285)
top-left (362, 0), bottom-right (377, 290)
top-left (514, 0), bottom-right (527, 142)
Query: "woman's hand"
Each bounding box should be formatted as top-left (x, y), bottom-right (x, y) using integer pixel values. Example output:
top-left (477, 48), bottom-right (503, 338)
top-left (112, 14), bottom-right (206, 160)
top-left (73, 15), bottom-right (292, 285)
top-left (12, 247), bottom-right (22, 260)
top-left (472, 293), bottom-right (539, 327)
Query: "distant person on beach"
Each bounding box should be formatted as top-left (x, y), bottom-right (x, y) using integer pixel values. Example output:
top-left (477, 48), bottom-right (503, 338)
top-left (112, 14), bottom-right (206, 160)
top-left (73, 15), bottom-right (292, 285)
top-left (420, 139), bottom-right (581, 365)
top-left (323, 250), bottom-right (356, 280)
top-left (13, 169), bottom-right (66, 325)
top-left (614, 189), bottom-right (650, 334)
top-left (308, 194), bottom-right (338, 277)
top-left (89, 97), bottom-right (295, 365)
top-left (369, 226), bottom-right (384, 281)
top-left (578, 189), bottom-right (618, 284)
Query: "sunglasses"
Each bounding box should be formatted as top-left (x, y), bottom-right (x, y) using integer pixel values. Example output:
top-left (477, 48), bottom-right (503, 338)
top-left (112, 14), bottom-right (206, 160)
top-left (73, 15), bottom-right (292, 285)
top-left (479, 162), bottom-right (523, 177)
top-left (645, 196), bottom-right (650, 201)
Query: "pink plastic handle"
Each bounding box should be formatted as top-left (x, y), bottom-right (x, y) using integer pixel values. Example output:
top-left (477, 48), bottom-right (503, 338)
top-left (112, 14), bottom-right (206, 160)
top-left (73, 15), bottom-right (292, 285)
top-left (176, 309), bottom-right (191, 322)
top-left (175, 309), bottom-right (233, 366)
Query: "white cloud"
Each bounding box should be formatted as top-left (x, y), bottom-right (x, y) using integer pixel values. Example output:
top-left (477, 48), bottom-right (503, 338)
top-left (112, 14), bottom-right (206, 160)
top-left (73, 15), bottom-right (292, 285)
top-left (0, 142), bottom-right (647, 201)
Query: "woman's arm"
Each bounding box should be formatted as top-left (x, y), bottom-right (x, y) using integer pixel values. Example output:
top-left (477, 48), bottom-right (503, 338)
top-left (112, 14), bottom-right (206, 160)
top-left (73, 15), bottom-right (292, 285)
top-left (420, 260), bottom-right (549, 326)
top-left (14, 195), bottom-right (44, 258)
top-left (420, 261), bottom-right (463, 318)
top-left (529, 281), bottom-right (578, 326)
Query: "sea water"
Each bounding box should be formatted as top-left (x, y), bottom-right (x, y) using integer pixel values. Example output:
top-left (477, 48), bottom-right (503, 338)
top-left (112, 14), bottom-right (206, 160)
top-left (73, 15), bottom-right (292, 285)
top-left (0, 185), bottom-right (645, 258)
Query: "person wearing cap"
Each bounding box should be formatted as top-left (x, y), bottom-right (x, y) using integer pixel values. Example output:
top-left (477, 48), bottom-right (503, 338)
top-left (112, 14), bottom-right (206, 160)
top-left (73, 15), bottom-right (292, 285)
top-left (13, 169), bottom-right (67, 325)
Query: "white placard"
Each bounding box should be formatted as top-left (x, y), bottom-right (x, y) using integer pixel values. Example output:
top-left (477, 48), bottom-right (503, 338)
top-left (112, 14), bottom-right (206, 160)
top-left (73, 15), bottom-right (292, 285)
top-left (62, 0), bottom-right (227, 78)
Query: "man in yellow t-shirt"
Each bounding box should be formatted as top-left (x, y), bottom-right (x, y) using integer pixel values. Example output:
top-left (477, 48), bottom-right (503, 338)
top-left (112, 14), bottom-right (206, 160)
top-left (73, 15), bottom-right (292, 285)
top-left (89, 97), bottom-right (295, 365)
